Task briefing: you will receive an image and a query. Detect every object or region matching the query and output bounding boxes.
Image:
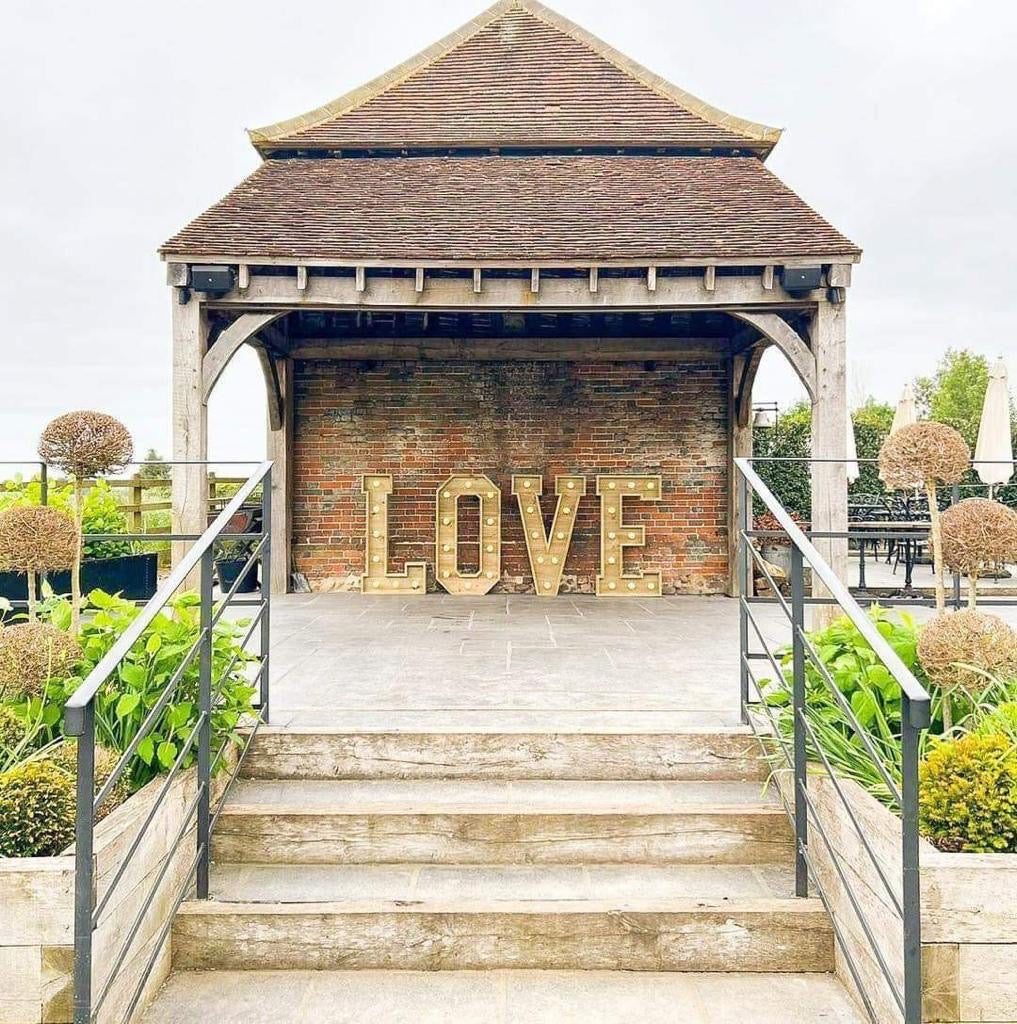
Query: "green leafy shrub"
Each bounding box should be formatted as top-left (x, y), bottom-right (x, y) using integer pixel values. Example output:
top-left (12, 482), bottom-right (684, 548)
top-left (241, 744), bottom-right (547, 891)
top-left (0, 759), bottom-right (76, 856)
top-left (763, 608), bottom-right (933, 805)
top-left (76, 590), bottom-right (257, 789)
top-left (919, 733), bottom-right (1017, 852)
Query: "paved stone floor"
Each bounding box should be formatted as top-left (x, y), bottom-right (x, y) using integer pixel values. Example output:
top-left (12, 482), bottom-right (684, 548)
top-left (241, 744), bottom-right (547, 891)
top-left (266, 593), bottom-right (787, 730)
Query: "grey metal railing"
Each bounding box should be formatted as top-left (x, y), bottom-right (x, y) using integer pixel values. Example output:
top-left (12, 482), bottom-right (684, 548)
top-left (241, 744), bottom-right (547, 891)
top-left (62, 460), bottom-right (273, 1024)
top-left (736, 457), bottom-right (931, 1024)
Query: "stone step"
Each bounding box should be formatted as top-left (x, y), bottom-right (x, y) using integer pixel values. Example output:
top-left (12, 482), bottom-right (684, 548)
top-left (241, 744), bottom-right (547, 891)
top-left (173, 893), bottom-right (833, 972)
top-left (208, 861), bottom-right (797, 903)
top-left (143, 969), bottom-right (866, 1023)
top-left (212, 779), bottom-right (791, 865)
top-left (240, 726), bottom-right (767, 782)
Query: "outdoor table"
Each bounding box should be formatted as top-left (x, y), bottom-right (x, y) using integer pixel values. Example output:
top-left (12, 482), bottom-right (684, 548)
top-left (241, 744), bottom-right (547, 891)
top-left (848, 520), bottom-right (930, 595)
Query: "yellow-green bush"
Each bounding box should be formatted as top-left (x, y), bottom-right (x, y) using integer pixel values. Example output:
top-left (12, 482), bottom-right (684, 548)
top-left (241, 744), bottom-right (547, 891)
top-left (0, 760), bottom-right (76, 857)
top-left (919, 733), bottom-right (1017, 853)
top-left (49, 741), bottom-right (129, 822)
top-left (0, 705), bottom-right (28, 751)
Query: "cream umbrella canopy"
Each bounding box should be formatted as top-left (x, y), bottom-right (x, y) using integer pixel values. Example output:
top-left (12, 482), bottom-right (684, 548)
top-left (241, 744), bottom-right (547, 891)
top-left (974, 358), bottom-right (1014, 494)
top-left (846, 411), bottom-right (860, 483)
top-left (890, 382), bottom-right (918, 435)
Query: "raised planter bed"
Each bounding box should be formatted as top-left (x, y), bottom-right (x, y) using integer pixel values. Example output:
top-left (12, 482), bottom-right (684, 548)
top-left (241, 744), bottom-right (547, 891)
top-left (0, 553), bottom-right (159, 604)
top-left (776, 770), bottom-right (1017, 1023)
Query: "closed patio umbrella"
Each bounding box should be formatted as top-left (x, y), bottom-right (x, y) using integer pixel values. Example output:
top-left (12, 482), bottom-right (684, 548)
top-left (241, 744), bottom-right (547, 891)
top-left (890, 382), bottom-right (918, 435)
top-left (974, 358), bottom-right (1014, 495)
top-left (846, 412), bottom-right (860, 483)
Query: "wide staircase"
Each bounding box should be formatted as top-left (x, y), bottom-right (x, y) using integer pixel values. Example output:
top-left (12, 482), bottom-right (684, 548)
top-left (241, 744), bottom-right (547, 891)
top-left (142, 726), bottom-right (864, 1023)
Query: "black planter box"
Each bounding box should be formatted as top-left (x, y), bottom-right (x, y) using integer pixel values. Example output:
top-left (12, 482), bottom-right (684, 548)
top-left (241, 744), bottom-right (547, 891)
top-left (216, 558), bottom-right (259, 594)
top-left (0, 553), bottom-right (159, 604)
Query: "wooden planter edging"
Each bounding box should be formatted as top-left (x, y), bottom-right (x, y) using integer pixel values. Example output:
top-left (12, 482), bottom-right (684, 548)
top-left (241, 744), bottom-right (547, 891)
top-left (0, 767), bottom-right (208, 1024)
top-left (776, 770), bottom-right (1017, 1023)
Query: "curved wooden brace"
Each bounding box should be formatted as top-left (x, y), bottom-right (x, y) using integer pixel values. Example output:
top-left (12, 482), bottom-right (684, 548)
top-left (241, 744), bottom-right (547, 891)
top-left (731, 311), bottom-right (816, 402)
top-left (734, 343), bottom-right (767, 428)
top-left (201, 311), bottom-right (285, 402)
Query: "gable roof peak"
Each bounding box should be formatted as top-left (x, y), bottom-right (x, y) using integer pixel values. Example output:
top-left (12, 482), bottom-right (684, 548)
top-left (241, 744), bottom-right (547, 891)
top-left (249, 0), bottom-right (781, 156)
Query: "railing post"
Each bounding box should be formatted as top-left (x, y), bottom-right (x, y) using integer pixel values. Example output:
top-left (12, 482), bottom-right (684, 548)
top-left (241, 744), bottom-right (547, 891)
top-left (901, 694), bottom-right (923, 1024)
top-left (196, 547), bottom-right (213, 899)
top-left (737, 469), bottom-right (750, 724)
top-left (260, 466), bottom-right (272, 723)
top-left (790, 544), bottom-right (809, 898)
top-left (72, 704), bottom-right (96, 1024)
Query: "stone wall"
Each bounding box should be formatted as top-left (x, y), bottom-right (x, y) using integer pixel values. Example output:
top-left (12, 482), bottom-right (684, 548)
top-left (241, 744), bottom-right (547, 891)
top-left (291, 358), bottom-right (730, 594)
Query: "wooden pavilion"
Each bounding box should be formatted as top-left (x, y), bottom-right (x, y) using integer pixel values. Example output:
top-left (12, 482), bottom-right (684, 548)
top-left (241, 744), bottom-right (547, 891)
top-left (161, 0), bottom-right (858, 597)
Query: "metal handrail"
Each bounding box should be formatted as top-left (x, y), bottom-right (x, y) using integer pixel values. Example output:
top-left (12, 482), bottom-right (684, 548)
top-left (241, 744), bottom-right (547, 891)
top-left (735, 456), bottom-right (929, 1024)
top-left (63, 460), bottom-right (273, 1024)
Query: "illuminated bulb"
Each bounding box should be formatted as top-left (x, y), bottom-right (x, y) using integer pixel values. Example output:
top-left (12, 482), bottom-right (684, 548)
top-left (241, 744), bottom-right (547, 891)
top-left (443, 544), bottom-right (451, 552)
top-left (537, 556), bottom-right (545, 564)
top-left (628, 581), bottom-right (636, 590)
top-left (647, 481), bottom-right (655, 490)
top-left (486, 491), bottom-right (495, 498)
top-left (608, 506), bottom-right (616, 514)
top-left (443, 570), bottom-right (451, 578)
top-left (465, 480), bottom-right (473, 488)
top-left (608, 556), bottom-right (616, 565)
top-left (608, 581), bottom-right (616, 590)
top-left (443, 491), bottom-right (451, 499)
top-left (442, 517), bottom-right (451, 526)
top-left (486, 571), bottom-right (495, 579)
top-left (563, 507), bottom-right (571, 515)
top-left (411, 580), bottom-right (420, 589)
top-left (372, 480), bottom-right (381, 488)
top-left (372, 530), bottom-right (381, 538)
top-left (526, 506), bottom-right (534, 514)
top-left (372, 580), bottom-right (380, 589)
top-left (647, 580), bottom-right (656, 589)
top-left (608, 531), bottom-right (616, 540)
top-left (628, 481), bottom-right (636, 489)
top-left (608, 481), bottom-right (616, 489)
top-left (531, 530), bottom-right (539, 539)
top-left (372, 505), bottom-right (380, 514)
top-left (486, 517), bottom-right (495, 525)
top-left (372, 555), bottom-right (380, 563)
top-left (566, 481), bottom-right (575, 489)
top-left (486, 544), bottom-right (494, 552)
top-left (551, 556), bottom-right (559, 564)
top-left (556, 531), bottom-right (564, 540)
top-left (544, 581), bottom-right (552, 589)
top-left (628, 532), bottom-right (636, 540)
top-left (523, 480), bottom-right (532, 488)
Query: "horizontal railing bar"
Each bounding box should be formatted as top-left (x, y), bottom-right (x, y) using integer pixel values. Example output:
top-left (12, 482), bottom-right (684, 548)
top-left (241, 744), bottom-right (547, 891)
top-left (93, 631), bottom-right (206, 812)
top-left (735, 458), bottom-right (931, 726)
top-left (92, 712), bottom-right (206, 925)
top-left (64, 462), bottom-right (272, 734)
top-left (797, 708), bottom-right (904, 918)
top-left (749, 456), bottom-right (1015, 465)
top-left (81, 532), bottom-right (263, 543)
top-left (741, 534), bottom-right (792, 617)
top-left (798, 783), bottom-right (906, 1013)
top-left (92, 780), bottom-right (206, 1014)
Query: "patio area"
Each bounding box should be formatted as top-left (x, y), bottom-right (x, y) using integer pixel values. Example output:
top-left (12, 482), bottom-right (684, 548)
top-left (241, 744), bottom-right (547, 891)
top-left (265, 594), bottom-right (786, 731)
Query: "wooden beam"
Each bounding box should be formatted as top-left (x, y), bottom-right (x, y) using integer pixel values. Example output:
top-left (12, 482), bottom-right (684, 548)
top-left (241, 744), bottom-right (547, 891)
top-left (355, 266), bottom-right (366, 292)
top-left (288, 336), bottom-right (728, 362)
top-left (704, 266), bottom-right (716, 292)
top-left (647, 266), bottom-right (657, 292)
top-left (415, 267), bottom-right (425, 293)
top-left (207, 273), bottom-right (816, 311)
top-left (238, 264), bottom-right (250, 291)
top-left (266, 356), bottom-right (293, 594)
top-left (589, 267), bottom-right (599, 293)
top-left (827, 263), bottom-right (852, 288)
top-left (296, 265), bottom-right (308, 291)
top-left (166, 262), bottom-right (189, 287)
top-left (473, 268), bottom-right (482, 294)
top-left (762, 265), bottom-right (775, 290)
top-left (254, 345), bottom-right (284, 431)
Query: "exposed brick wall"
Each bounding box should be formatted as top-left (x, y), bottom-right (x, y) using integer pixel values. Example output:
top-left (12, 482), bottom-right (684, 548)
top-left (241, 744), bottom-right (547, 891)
top-left (292, 359), bottom-right (730, 594)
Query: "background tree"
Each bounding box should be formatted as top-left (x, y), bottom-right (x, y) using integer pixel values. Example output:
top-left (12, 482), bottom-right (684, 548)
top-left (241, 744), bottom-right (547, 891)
top-left (915, 349), bottom-right (991, 448)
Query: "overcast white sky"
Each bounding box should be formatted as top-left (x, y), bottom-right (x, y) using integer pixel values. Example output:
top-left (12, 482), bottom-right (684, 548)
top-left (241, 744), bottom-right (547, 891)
top-left (1, 0), bottom-right (1014, 466)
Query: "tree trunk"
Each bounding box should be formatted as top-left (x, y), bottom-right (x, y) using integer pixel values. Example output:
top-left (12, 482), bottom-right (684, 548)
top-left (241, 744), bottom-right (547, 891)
top-left (968, 571), bottom-right (978, 610)
top-left (71, 478), bottom-right (83, 630)
top-left (26, 571), bottom-right (37, 623)
top-left (926, 479), bottom-right (945, 613)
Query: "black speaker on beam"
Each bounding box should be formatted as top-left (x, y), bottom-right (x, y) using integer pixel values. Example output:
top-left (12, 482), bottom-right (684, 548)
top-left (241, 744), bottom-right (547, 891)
top-left (781, 266), bottom-right (823, 292)
top-left (190, 265), bottom-right (235, 295)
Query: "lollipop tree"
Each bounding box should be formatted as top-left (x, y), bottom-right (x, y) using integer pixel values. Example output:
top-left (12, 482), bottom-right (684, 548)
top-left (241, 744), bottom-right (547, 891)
top-left (878, 422), bottom-right (970, 612)
top-left (37, 411), bottom-right (133, 627)
top-left (941, 497), bottom-right (1017, 609)
top-left (0, 506), bottom-right (78, 621)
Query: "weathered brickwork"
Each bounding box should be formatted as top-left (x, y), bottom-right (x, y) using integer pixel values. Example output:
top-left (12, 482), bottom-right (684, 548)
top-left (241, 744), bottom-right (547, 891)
top-left (292, 359), bottom-right (730, 594)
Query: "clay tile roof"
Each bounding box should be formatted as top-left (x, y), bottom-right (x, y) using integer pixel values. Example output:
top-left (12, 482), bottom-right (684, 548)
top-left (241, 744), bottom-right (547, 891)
top-left (160, 155), bottom-right (859, 263)
top-left (248, 0), bottom-right (781, 155)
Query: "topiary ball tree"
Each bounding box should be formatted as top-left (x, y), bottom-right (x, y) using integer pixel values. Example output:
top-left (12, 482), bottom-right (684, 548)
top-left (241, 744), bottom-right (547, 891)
top-left (0, 505), bottom-right (78, 621)
top-left (37, 411), bottom-right (134, 628)
top-left (941, 498), bottom-right (1017, 609)
top-left (879, 422), bottom-right (970, 612)
top-left (0, 622), bottom-right (82, 701)
top-left (917, 609), bottom-right (1017, 730)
